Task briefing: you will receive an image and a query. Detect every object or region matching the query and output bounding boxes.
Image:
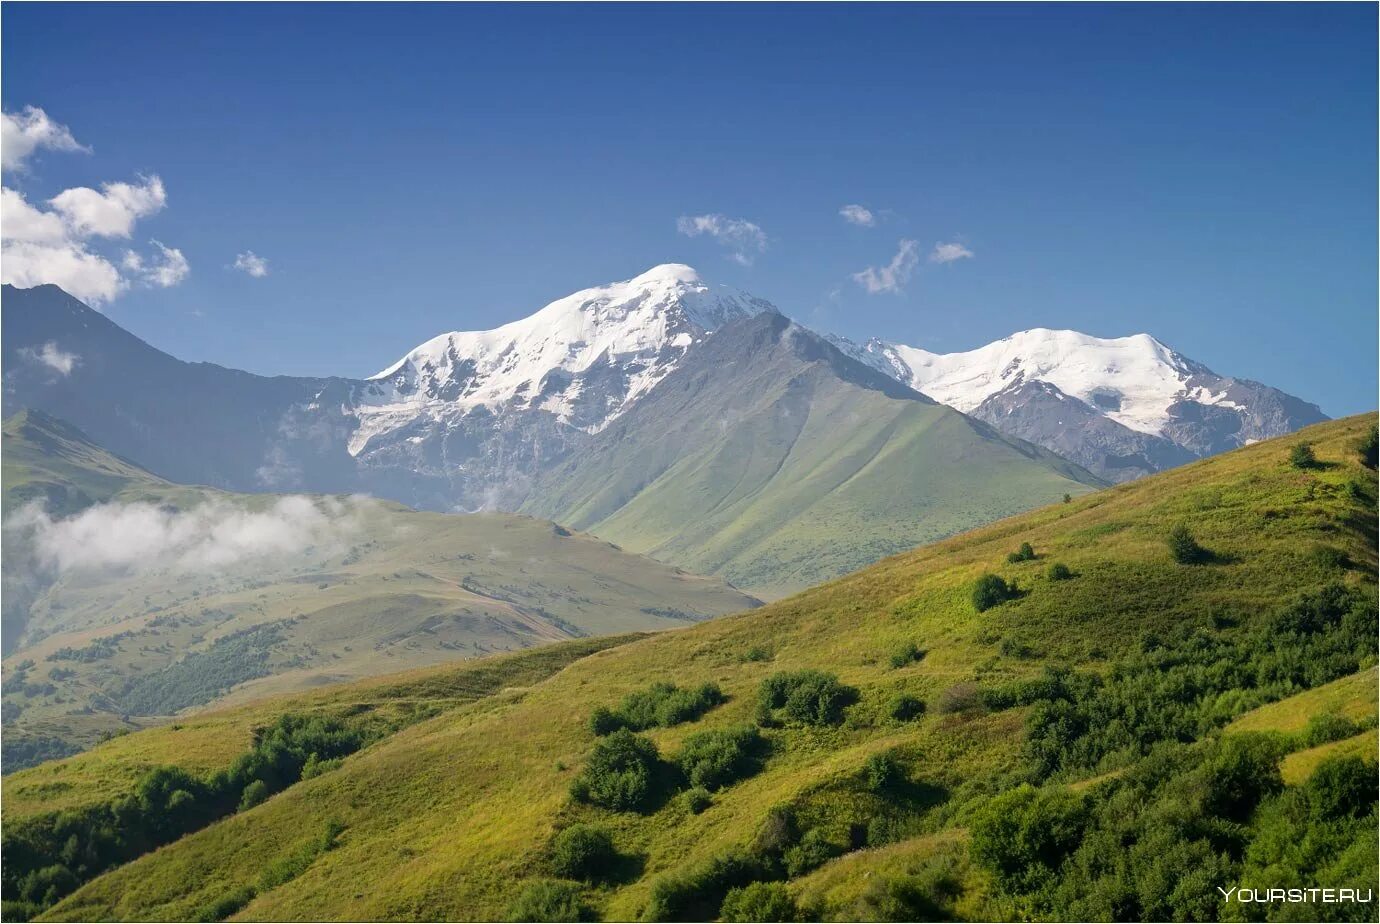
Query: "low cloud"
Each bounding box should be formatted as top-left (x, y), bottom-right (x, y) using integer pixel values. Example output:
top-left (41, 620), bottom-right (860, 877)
top-left (6, 495), bottom-right (371, 577)
top-left (929, 241), bottom-right (974, 264)
top-left (18, 341), bottom-right (79, 376)
top-left (1, 106), bottom-right (88, 173)
top-left (839, 204), bottom-right (876, 227)
top-left (852, 239), bottom-right (921, 294)
top-left (233, 250), bottom-right (270, 278)
top-left (0, 107), bottom-right (187, 306)
top-left (676, 213), bottom-right (768, 265)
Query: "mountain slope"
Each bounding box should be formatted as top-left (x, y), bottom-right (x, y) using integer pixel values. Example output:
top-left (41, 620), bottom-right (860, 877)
top-left (524, 312), bottom-right (1103, 596)
top-left (0, 412), bottom-right (758, 768)
top-left (841, 328), bottom-right (1328, 481)
top-left (14, 415), bottom-right (1375, 922)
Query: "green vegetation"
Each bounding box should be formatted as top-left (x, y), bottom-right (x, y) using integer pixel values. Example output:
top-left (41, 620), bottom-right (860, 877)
top-left (971, 573), bottom-right (1017, 612)
top-left (1167, 523), bottom-right (1210, 564)
top-left (120, 622), bottom-right (289, 716)
top-left (757, 671), bottom-right (857, 726)
top-left (676, 725), bottom-right (766, 791)
top-left (1291, 441), bottom-right (1319, 469)
top-left (1358, 424), bottom-right (1378, 469)
top-left (7, 416), bottom-right (1374, 923)
top-left (588, 682), bottom-right (725, 736)
top-left (548, 824), bottom-right (618, 883)
top-left (1046, 562), bottom-right (1072, 581)
top-left (887, 642), bottom-right (925, 669)
top-left (570, 729), bottom-right (663, 813)
top-left (720, 881), bottom-right (797, 922)
top-left (1007, 542), bottom-right (1037, 563)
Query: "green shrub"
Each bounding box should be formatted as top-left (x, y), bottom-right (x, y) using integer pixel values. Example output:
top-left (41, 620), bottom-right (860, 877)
top-left (783, 827), bottom-right (843, 877)
top-left (1046, 562), bottom-right (1073, 581)
top-left (971, 574), bottom-right (1017, 612)
top-left (935, 682), bottom-right (983, 715)
top-left (1303, 755), bottom-right (1375, 820)
top-left (720, 881), bottom-right (797, 922)
top-left (682, 786), bottom-right (712, 815)
top-left (1007, 542), bottom-right (1036, 563)
top-left (1166, 524), bottom-right (1209, 564)
top-left (888, 642), bottom-right (925, 669)
top-left (238, 779), bottom-right (269, 811)
top-left (192, 886), bottom-right (255, 922)
top-left (863, 753), bottom-right (904, 793)
top-left (569, 728), bottom-right (662, 812)
top-left (589, 682), bottom-right (725, 736)
top-left (677, 725), bottom-right (766, 790)
top-left (549, 824), bottom-right (617, 882)
top-left (506, 879), bottom-right (592, 923)
top-left (887, 692), bottom-right (926, 722)
top-left (971, 784), bottom-right (1089, 893)
top-left (741, 646), bottom-right (772, 663)
top-left (1290, 442), bottom-right (1319, 469)
top-left (1302, 711), bottom-right (1361, 748)
top-left (644, 849), bottom-right (767, 922)
top-left (758, 671), bottom-right (858, 726)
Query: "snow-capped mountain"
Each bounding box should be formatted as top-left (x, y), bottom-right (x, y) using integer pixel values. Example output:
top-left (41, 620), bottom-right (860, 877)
top-left (351, 264), bottom-right (774, 456)
top-left (837, 328), bottom-right (1327, 481)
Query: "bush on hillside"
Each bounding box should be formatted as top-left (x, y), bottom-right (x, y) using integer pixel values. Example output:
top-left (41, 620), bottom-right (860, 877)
top-left (720, 881), bottom-right (797, 923)
top-left (677, 725), bottom-right (766, 790)
top-left (1047, 562), bottom-right (1073, 581)
top-left (863, 752), bottom-right (904, 793)
top-left (1302, 711), bottom-right (1362, 748)
top-left (972, 574), bottom-right (1017, 612)
top-left (887, 692), bottom-right (926, 722)
top-left (970, 784), bottom-right (1090, 893)
top-left (549, 825), bottom-right (617, 882)
top-left (570, 729), bottom-right (663, 812)
top-left (643, 849), bottom-right (768, 922)
top-left (506, 879), bottom-right (593, 923)
top-left (1007, 542), bottom-right (1037, 564)
top-left (588, 682), bottom-right (725, 736)
top-left (682, 786), bottom-right (712, 815)
top-left (1290, 442), bottom-right (1319, 469)
top-left (888, 642), bottom-right (925, 669)
top-left (1166, 524), bottom-right (1209, 564)
top-left (757, 671), bottom-right (858, 727)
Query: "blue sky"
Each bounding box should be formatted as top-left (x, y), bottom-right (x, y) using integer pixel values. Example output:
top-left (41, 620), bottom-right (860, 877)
top-left (2, 3), bottom-right (1375, 414)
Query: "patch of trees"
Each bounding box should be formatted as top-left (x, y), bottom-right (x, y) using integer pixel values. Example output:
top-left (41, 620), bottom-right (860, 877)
top-left (119, 622), bottom-right (288, 716)
top-left (588, 681), bottom-right (725, 736)
top-left (756, 671), bottom-right (857, 726)
top-left (571, 724), bottom-right (768, 813)
top-left (46, 633), bottom-right (131, 663)
top-left (971, 574), bottom-right (1019, 612)
top-left (1, 714), bottom-right (366, 919)
top-left (677, 725), bottom-right (766, 790)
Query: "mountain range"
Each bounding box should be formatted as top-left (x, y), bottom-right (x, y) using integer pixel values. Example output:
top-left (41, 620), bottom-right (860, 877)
top-left (2, 266), bottom-right (1326, 593)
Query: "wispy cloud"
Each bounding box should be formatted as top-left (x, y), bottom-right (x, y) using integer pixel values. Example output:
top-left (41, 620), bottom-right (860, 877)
top-left (676, 213), bottom-right (768, 265)
top-left (233, 250), bottom-right (270, 278)
top-left (1, 106), bottom-right (88, 173)
top-left (929, 241), bottom-right (974, 264)
top-left (839, 204), bottom-right (876, 227)
top-left (6, 495), bottom-right (370, 577)
top-left (852, 239), bottom-right (921, 294)
top-left (0, 107), bottom-right (187, 306)
top-left (18, 341), bottom-right (79, 376)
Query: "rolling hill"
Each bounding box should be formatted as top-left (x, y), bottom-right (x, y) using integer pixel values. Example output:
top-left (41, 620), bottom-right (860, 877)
top-left (6, 414), bottom-right (1374, 922)
top-left (0, 411), bottom-right (758, 769)
top-left (524, 312), bottom-right (1104, 597)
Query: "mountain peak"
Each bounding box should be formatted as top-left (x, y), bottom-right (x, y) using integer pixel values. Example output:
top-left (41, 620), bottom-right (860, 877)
top-left (628, 263), bottom-right (703, 286)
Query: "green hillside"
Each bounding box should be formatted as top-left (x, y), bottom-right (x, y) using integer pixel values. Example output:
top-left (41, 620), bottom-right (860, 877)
top-left (6, 415), bottom-right (1374, 922)
top-left (5, 416), bottom-right (1374, 921)
top-left (1, 412), bottom-right (758, 768)
top-left (525, 313), bottom-right (1102, 597)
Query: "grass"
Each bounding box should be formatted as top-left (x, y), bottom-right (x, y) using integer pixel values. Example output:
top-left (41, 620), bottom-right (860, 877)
top-left (12, 414), bottom-right (1377, 922)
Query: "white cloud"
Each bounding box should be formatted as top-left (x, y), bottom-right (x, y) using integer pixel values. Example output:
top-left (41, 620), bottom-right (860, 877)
top-left (0, 109), bottom-right (186, 306)
top-left (122, 240), bottom-right (189, 288)
top-left (49, 175), bottom-right (166, 238)
top-left (233, 250), bottom-right (270, 278)
top-left (18, 341), bottom-right (79, 376)
top-left (6, 495), bottom-right (370, 577)
top-left (839, 204), bottom-right (876, 227)
top-left (929, 241), bottom-right (974, 264)
top-left (676, 213), bottom-right (768, 265)
top-left (1, 106), bottom-right (88, 173)
top-left (852, 239), bottom-right (921, 294)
